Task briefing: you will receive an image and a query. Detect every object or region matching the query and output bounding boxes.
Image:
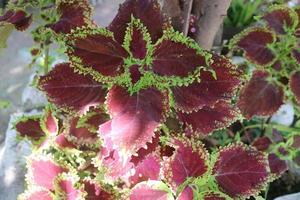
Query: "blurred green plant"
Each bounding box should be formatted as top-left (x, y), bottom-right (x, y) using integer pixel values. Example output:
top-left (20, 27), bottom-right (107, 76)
top-left (0, 99), bottom-right (10, 109)
top-left (225, 0), bottom-right (264, 28)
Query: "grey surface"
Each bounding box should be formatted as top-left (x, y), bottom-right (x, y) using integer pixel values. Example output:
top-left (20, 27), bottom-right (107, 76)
top-left (274, 193), bottom-right (300, 200)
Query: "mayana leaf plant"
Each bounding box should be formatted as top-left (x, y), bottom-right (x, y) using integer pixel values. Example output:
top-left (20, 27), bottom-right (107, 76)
top-left (230, 5), bottom-right (300, 118)
top-left (1, 0), bottom-right (292, 199)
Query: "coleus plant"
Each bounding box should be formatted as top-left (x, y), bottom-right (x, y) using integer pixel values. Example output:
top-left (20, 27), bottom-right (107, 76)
top-left (230, 5), bottom-right (300, 119)
top-left (3, 0), bottom-right (288, 199)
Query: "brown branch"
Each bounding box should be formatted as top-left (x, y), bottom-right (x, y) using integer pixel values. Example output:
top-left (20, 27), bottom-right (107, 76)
top-left (182, 0), bottom-right (194, 36)
top-left (194, 0), bottom-right (231, 50)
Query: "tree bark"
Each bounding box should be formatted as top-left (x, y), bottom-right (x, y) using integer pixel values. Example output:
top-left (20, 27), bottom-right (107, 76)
top-left (195, 0), bottom-right (231, 50)
top-left (182, 0), bottom-right (193, 36)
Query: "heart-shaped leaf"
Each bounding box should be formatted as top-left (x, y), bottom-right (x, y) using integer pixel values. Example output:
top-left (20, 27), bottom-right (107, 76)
top-left (238, 70), bottom-right (284, 119)
top-left (231, 28), bottom-right (276, 66)
top-left (100, 86), bottom-right (169, 154)
top-left (39, 63), bottom-right (106, 113)
top-left (213, 144), bottom-right (269, 198)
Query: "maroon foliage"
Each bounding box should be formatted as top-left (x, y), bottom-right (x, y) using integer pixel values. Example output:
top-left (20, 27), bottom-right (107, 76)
top-left (235, 28), bottom-right (275, 65)
top-left (100, 86), bottom-right (168, 154)
top-left (262, 7), bottom-right (295, 34)
top-left (50, 0), bottom-right (92, 34)
top-left (238, 71), bottom-right (284, 119)
top-left (152, 39), bottom-right (206, 77)
top-left (290, 71), bottom-right (300, 103)
top-left (15, 117), bottom-right (45, 142)
top-left (213, 144), bottom-right (269, 198)
top-left (172, 54), bottom-right (241, 112)
top-left (177, 101), bottom-right (239, 135)
top-left (38, 63), bottom-right (106, 112)
top-left (108, 0), bottom-right (168, 44)
top-left (0, 10), bottom-right (32, 30)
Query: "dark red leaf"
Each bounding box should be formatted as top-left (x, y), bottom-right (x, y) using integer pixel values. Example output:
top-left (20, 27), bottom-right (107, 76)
top-left (252, 137), bottom-right (272, 151)
top-left (126, 21), bottom-right (149, 59)
top-left (129, 65), bottom-right (143, 84)
top-left (292, 49), bottom-right (300, 64)
top-left (213, 144), bottom-right (269, 198)
top-left (0, 10), bottom-right (32, 31)
top-left (203, 192), bottom-right (227, 200)
top-left (77, 106), bottom-right (109, 133)
top-left (129, 154), bottom-right (160, 186)
top-left (152, 31), bottom-right (207, 77)
top-left (15, 117), bottom-right (45, 142)
top-left (108, 0), bottom-right (169, 44)
top-left (38, 63), bottom-right (106, 112)
top-left (172, 54), bottom-right (241, 112)
top-left (177, 101), bottom-right (239, 135)
top-left (234, 28), bottom-right (276, 66)
top-left (129, 181), bottom-right (174, 200)
top-left (50, 0), bottom-right (92, 34)
top-left (130, 132), bottom-right (160, 165)
top-left (268, 153), bottom-right (287, 177)
top-left (238, 70), bottom-right (284, 119)
top-left (162, 138), bottom-right (208, 188)
top-left (100, 86), bottom-right (169, 154)
top-left (30, 158), bottom-right (67, 190)
top-left (262, 6), bottom-right (296, 34)
top-left (67, 30), bottom-right (129, 77)
top-left (83, 180), bottom-right (115, 200)
top-left (292, 135), bottom-right (300, 148)
top-left (295, 8), bottom-right (300, 37)
top-left (65, 117), bottom-right (99, 147)
top-left (290, 71), bottom-right (300, 104)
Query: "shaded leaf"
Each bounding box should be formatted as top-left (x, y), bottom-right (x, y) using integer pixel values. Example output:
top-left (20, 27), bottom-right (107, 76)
top-left (172, 54), bottom-right (241, 112)
top-left (213, 144), bottom-right (269, 198)
top-left (64, 117), bottom-right (99, 147)
top-left (177, 101), bottom-right (239, 135)
top-left (67, 29), bottom-right (129, 78)
top-left (108, 0), bottom-right (169, 44)
top-left (252, 136), bottom-right (272, 151)
top-left (152, 30), bottom-right (207, 77)
top-left (232, 28), bottom-right (276, 66)
top-left (0, 9), bottom-right (32, 31)
top-left (38, 63), bottom-right (106, 112)
top-left (15, 116), bottom-right (45, 143)
top-left (50, 0), bottom-right (92, 34)
top-left (262, 6), bottom-right (297, 34)
top-left (268, 153), bottom-right (287, 178)
top-left (238, 70), bottom-right (284, 119)
top-left (290, 71), bottom-right (300, 104)
top-left (162, 137), bottom-right (208, 189)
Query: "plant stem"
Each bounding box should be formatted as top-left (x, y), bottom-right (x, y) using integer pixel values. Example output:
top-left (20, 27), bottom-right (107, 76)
top-left (242, 123), bottom-right (300, 133)
top-left (44, 44), bottom-right (49, 74)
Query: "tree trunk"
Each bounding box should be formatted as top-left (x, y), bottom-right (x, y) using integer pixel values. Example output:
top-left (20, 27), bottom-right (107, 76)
top-left (194, 0), bottom-right (231, 50)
